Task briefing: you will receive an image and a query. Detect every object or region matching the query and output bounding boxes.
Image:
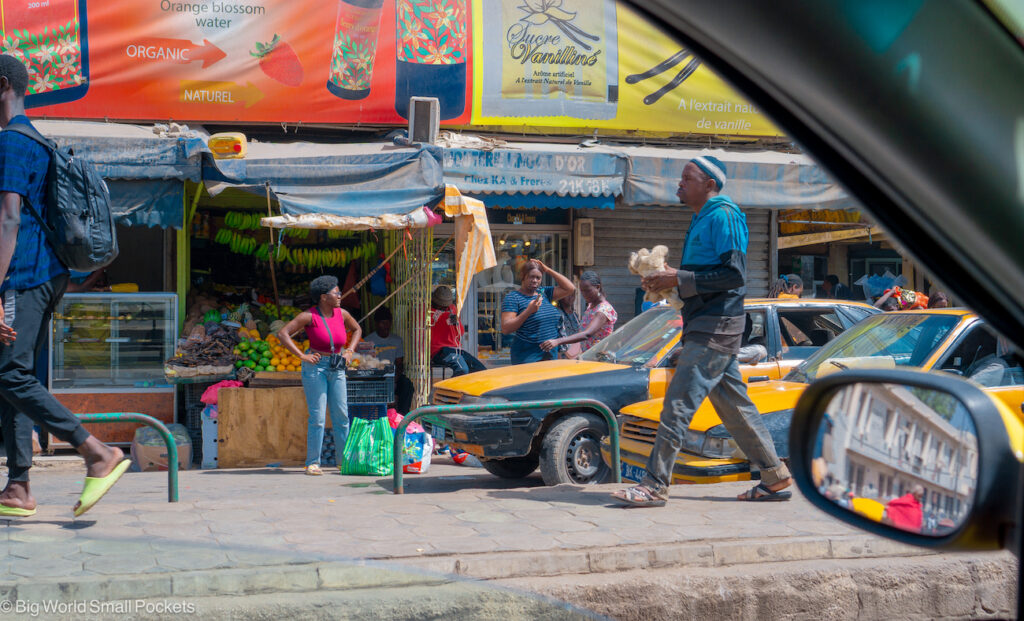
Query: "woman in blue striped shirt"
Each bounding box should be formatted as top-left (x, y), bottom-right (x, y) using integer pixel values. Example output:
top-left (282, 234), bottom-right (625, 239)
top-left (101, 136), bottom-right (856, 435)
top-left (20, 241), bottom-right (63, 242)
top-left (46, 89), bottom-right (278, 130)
top-left (500, 259), bottom-right (575, 364)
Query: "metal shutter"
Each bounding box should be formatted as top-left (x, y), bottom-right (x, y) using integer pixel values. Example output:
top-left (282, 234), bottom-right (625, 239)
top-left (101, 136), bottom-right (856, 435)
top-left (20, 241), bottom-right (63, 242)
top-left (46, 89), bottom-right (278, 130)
top-left (580, 205), bottom-right (771, 323)
top-left (746, 209), bottom-right (771, 297)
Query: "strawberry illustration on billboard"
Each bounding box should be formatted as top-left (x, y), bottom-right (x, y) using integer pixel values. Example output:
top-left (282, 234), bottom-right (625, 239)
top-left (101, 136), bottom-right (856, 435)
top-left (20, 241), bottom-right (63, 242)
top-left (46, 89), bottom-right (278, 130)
top-left (251, 34), bottom-right (304, 87)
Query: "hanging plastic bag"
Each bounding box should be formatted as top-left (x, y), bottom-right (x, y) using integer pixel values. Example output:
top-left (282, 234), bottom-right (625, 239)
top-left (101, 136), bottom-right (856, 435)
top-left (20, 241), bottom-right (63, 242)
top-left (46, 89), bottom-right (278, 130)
top-left (339, 416), bottom-right (394, 476)
top-left (386, 407), bottom-right (424, 433)
top-left (402, 431), bottom-right (433, 474)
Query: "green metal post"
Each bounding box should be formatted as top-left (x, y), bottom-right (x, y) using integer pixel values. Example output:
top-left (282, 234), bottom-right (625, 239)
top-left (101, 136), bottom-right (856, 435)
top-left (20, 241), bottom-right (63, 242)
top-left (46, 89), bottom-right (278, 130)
top-left (78, 413), bottom-right (179, 502)
top-left (393, 398), bottom-right (620, 494)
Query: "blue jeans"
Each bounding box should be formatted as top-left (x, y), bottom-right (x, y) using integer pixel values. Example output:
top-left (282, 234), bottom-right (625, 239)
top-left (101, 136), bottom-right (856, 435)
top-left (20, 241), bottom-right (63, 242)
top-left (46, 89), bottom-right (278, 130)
top-left (432, 347), bottom-right (486, 376)
top-left (301, 357), bottom-right (349, 467)
top-left (641, 340), bottom-right (790, 496)
top-left (510, 336), bottom-right (553, 365)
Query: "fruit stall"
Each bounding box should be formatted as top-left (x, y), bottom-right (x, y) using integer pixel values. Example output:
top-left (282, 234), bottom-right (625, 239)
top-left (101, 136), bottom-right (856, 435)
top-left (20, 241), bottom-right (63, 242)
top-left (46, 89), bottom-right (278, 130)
top-left (161, 140), bottom-right (492, 469)
top-left (164, 183), bottom-right (407, 466)
top-left (41, 120), bottom-right (204, 450)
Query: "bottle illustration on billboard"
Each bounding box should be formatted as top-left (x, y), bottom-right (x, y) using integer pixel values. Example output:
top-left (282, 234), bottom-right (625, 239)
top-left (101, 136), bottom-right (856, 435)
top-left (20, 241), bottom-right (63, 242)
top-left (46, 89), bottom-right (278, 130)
top-left (327, 0), bottom-right (384, 100)
top-left (1, 0), bottom-right (90, 107)
top-left (479, 0), bottom-right (618, 120)
top-left (394, 0), bottom-right (467, 120)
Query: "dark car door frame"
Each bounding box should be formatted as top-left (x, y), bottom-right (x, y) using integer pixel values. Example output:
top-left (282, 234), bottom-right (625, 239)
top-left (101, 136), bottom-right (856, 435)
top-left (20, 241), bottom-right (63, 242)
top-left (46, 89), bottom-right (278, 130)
top-left (626, 2), bottom-right (1024, 613)
top-left (627, 0), bottom-right (1024, 354)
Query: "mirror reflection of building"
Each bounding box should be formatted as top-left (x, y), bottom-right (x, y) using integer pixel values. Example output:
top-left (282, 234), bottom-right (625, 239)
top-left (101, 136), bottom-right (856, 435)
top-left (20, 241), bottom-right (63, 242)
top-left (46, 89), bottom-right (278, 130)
top-left (814, 382), bottom-right (978, 535)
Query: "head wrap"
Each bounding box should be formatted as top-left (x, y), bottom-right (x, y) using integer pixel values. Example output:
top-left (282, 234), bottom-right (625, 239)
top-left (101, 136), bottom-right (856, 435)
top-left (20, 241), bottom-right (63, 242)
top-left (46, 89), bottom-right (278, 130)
top-left (432, 285), bottom-right (454, 308)
top-left (691, 155), bottom-right (727, 190)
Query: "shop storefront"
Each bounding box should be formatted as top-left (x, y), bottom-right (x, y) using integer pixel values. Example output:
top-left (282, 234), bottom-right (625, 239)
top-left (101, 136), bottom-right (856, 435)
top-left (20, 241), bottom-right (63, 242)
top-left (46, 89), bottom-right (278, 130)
top-left (615, 145), bottom-right (859, 317)
top-left (440, 145), bottom-right (621, 366)
top-left (37, 121), bottom-right (203, 447)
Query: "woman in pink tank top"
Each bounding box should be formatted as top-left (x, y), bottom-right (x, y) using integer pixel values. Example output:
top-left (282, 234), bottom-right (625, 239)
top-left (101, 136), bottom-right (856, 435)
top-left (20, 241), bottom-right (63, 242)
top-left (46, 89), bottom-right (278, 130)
top-left (278, 275), bottom-right (362, 475)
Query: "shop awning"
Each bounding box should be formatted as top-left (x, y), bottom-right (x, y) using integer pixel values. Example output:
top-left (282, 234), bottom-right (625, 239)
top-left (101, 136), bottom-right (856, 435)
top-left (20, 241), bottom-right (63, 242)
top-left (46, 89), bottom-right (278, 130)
top-left (203, 141), bottom-right (445, 218)
top-left (35, 120), bottom-right (205, 228)
top-left (443, 143), bottom-right (625, 207)
top-left (618, 146), bottom-right (857, 210)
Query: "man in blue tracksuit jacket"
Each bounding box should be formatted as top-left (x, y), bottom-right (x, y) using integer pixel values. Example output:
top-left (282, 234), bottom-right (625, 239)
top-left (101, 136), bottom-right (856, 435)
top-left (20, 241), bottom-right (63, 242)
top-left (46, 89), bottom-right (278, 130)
top-left (613, 156), bottom-right (792, 506)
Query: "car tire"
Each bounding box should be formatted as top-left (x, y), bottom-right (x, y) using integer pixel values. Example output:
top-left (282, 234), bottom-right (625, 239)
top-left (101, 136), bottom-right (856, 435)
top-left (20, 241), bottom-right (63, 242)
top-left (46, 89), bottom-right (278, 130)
top-left (540, 413), bottom-right (611, 485)
top-left (481, 455), bottom-right (540, 479)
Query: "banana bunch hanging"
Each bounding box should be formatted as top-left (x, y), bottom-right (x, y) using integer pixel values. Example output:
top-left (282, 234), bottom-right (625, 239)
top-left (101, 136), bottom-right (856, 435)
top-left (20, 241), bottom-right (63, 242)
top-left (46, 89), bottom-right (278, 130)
top-left (283, 242), bottom-right (377, 269)
top-left (214, 228), bottom-right (260, 254)
top-left (223, 212), bottom-right (310, 239)
top-left (223, 211), bottom-right (262, 230)
top-left (214, 227), bottom-right (376, 268)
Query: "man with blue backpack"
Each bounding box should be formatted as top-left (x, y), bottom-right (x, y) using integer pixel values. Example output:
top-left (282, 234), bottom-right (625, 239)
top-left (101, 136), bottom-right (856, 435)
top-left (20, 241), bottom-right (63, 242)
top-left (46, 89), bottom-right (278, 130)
top-left (0, 54), bottom-right (128, 519)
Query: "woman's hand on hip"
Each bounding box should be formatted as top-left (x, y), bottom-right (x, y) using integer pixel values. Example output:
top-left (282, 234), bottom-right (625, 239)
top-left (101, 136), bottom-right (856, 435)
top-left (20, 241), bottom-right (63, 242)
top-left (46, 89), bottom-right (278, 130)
top-left (539, 339), bottom-right (559, 352)
top-left (301, 353), bottom-right (321, 364)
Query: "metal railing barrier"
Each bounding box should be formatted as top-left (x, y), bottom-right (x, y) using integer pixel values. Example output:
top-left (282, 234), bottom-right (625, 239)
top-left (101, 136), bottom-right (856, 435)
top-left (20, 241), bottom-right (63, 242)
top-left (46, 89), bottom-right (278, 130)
top-left (78, 413), bottom-right (179, 502)
top-left (393, 398), bottom-right (620, 494)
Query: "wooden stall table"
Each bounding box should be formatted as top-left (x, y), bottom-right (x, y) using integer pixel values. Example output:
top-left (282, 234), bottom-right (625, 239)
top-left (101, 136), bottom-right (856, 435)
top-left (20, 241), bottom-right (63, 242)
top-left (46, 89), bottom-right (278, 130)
top-left (216, 371), bottom-right (393, 468)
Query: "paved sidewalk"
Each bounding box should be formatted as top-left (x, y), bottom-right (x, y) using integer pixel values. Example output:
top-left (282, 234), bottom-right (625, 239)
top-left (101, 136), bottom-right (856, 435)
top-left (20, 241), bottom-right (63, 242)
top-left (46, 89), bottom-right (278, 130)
top-left (0, 459), bottom-right (1015, 618)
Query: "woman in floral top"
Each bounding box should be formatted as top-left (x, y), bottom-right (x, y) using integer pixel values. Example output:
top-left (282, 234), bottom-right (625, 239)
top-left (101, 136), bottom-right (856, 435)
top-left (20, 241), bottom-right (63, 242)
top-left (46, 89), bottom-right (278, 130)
top-left (540, 271), bottom-right (617, 355)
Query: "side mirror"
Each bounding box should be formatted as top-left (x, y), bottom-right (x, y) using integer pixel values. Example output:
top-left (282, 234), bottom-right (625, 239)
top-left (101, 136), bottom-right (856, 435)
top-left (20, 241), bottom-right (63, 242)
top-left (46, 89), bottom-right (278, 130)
top-left (789, 368), bottom-right (1021, 552)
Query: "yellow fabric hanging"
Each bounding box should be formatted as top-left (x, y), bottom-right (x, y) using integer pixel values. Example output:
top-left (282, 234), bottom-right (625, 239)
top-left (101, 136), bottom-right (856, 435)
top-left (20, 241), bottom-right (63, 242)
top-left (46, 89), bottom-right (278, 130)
top-left (443, 185), bottom-right (497, 316)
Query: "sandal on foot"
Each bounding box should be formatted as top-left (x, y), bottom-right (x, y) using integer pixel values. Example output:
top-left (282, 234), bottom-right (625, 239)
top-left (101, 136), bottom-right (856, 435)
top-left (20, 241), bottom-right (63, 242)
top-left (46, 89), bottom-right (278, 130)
top-left (738, 482), bottom-right (792, 502)
top-left (305, 464), bottom-right (324, 476)
top-left (74, 459), bottom-right (131, 517)
top-left (0, 503), bottom-right (36, 518)
top-left (611, 485), bottom-right (667, 507)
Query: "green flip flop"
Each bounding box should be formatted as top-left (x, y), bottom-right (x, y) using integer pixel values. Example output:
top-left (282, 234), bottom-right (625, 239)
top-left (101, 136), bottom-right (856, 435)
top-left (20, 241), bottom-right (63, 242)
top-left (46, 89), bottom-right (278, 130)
top-left (0, 504), bottom-right (36, 517)
top-left (74, 459), bottom-right (131, 517)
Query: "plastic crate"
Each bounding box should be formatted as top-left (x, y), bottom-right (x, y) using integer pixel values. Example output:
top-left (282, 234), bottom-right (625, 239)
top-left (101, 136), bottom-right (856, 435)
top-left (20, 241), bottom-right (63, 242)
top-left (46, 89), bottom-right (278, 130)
top-left (321, 432), bottom-right (337, 467)
top-left (349, 403), bottom-right (387, 420)
top-left (181, 382), bottom-right (218, 465)
top-left (347, 375), bottom-right (395, 404)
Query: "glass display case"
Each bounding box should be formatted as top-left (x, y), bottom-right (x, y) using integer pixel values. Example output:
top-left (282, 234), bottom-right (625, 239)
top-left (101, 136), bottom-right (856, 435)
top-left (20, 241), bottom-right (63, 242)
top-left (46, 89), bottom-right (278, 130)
top-left (50, 293), bottom-right (178, 391)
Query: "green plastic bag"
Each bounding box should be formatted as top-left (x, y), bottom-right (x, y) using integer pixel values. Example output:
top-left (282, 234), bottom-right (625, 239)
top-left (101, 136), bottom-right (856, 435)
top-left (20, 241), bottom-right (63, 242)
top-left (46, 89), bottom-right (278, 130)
top-left (339, 416), bottom-right (394, 476)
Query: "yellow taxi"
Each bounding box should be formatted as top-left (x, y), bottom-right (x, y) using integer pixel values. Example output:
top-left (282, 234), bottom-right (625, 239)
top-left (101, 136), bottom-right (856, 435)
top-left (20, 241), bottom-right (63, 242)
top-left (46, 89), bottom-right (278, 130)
top-left (604, 309), bottom-right (1024, 485)
top-left (428, 298), bottom-right (877, 485)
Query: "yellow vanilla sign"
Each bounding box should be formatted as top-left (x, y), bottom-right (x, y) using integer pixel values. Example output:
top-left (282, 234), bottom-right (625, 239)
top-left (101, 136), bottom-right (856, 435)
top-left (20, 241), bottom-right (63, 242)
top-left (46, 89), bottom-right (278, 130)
top-left (471, 0), bottom-right (783, 137)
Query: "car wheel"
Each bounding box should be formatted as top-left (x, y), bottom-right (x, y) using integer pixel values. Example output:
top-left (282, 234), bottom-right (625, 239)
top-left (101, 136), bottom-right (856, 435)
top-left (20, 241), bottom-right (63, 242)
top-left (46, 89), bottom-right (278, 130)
top-left (481, 454), bottom-right (540, 479)
top-left (540, 413), bottom-right (611, 485)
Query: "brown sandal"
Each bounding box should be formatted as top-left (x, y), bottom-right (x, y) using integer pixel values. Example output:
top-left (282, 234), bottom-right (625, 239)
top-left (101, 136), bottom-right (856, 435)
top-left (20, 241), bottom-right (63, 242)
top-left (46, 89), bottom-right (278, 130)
top-left (611, 485), bottom-right (667, 507)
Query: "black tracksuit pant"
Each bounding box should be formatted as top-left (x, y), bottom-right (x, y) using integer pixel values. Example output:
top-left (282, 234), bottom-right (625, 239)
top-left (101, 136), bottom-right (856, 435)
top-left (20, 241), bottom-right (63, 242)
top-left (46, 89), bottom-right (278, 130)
top-left (1, 274), bottom-right (89, 482)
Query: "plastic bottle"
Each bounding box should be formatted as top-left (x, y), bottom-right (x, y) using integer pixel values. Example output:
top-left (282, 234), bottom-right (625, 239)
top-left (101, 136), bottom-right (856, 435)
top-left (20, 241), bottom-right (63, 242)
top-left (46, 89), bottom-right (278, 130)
top-left (394, 0), bottom-right (468, 120)
top-left (327, 0), bottom-right (385, 100)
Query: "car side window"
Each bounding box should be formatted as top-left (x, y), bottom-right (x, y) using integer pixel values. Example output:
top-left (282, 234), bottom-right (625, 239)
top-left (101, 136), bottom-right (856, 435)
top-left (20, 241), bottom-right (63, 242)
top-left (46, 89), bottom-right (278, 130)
top-left (777, 309), bottom-right (844, 347)
top-left (744, 310), bottom-right (767, 347)
top-left (938, 323), bottom-right (1024, 387)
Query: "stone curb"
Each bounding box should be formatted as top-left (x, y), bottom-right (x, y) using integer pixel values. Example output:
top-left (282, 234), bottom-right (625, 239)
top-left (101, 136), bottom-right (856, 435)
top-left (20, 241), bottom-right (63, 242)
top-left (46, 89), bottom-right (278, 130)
top-left (0, 534), bottom-right (932, 602)
top-left (400, 534), bottom-right (931, 580)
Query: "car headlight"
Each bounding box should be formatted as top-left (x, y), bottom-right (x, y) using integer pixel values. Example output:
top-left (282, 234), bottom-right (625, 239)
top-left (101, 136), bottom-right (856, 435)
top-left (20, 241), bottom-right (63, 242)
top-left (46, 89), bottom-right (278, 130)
top-left (702, 409), bottom-right (794, 459)
top-left (458, 394), bottom-right (510, 406)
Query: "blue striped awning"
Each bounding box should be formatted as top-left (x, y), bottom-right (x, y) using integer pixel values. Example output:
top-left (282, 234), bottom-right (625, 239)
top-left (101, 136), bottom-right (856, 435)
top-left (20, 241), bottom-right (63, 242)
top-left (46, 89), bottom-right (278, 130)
top-left (203, 142), bottom-right (445, 218)
top-left (443, 144), bottom-right (625, 201)
top-left (619, 146), bottom-right (857, 210)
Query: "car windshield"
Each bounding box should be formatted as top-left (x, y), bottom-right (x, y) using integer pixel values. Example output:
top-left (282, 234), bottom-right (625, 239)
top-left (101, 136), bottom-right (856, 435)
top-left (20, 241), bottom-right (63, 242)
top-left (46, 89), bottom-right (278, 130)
top-left (785, 313), bottom-right (962, 383)
top-left (579, 305), bottom-right (680, 366)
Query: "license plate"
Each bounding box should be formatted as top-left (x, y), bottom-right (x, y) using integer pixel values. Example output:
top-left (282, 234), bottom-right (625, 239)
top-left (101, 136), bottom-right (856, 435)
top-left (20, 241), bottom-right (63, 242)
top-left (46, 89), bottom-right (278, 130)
top-left (621, 462), bottom-right (647, 483)
top-left (428, 423), bottom-right (447, 443)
